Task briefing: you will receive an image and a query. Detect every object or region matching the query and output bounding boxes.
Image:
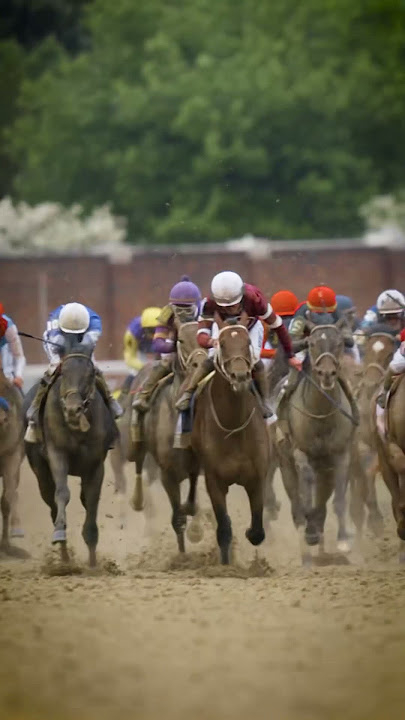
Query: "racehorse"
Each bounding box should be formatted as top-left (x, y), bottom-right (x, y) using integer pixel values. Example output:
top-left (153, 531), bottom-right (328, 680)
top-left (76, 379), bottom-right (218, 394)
top-left (277, 320), bottom-right (356, 564)
top-left (131, 320), bottom-right (207, 552)
top-left (0, 370), bottom-right (25, 553)
top-left (191, 314), bottom-right (269, 564)
top-left (24, 338), bottom-right (115, 566)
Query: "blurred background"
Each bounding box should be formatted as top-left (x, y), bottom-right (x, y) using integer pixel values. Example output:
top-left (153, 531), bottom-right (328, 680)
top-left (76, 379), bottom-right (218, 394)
top-left (2, 0), bottom-right (405, 361)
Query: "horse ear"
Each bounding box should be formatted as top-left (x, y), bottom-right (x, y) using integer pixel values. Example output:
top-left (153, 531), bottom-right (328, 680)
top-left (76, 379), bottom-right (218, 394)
top-left (240, 310), bottom-right (250, 327)
top-left (214, 311), bottom-right (225, 329)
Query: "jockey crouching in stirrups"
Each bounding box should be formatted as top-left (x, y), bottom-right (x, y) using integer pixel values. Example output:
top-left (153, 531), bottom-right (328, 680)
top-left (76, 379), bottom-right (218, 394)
top-left (132, 276), bottom-right (202, 413)
top-left (25, 302), bottom-right (122, 444)
top-left (174, 271), bottom-right (302, 422)
top-left (374, 290), bottom-right (405, 409)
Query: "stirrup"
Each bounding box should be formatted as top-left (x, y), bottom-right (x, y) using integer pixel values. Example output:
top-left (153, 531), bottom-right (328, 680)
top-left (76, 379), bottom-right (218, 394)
top-left (24, 421), bottom-right (37, 444)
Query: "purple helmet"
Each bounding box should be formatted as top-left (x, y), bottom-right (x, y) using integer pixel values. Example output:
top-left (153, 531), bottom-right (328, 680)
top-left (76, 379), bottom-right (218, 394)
top-left (169, 276), bottom-right (202, 306)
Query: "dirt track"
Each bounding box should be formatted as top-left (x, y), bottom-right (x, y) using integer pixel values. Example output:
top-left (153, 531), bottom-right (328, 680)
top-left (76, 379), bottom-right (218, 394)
top-left (0, 460), bottom-right (405, 720)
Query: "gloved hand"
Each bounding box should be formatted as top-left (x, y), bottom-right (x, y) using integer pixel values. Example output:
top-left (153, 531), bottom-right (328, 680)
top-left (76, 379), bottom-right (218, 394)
top-left (13, 377), bottom-right (23, 389)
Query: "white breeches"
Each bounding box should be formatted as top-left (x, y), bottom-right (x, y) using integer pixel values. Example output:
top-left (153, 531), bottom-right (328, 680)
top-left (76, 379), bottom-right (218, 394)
top-left (390, 347), bottom-right (405, 373)
top-left (209, 321), bottom-right (264, 364)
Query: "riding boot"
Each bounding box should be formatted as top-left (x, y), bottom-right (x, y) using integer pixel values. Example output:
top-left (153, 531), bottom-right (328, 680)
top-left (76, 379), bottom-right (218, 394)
top-left (24, 369), bottom-right (56, 443)
top-left (95, 369), bottom-right (123, 418)
top-left (376, 368), bottom-right (395, 409)
top-left (338, 373), bottom-right (360, 425)
top-left (132, 362), bottom-right (172, 413)
top-left (277, 367), bottom-right (301, 415)
top-left (253, 360), bottom-right (276, 423)
top-left (175, 358), bottom-right (214, 411)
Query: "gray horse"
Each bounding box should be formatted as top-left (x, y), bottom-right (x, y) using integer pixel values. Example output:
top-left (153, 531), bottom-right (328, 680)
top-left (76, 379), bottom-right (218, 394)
top-left (277, 321), bottom-right (356, 564)
top-left (24, 338), bottom-right (115, 566)
top-left (0, 371), bottom-right (25, 553)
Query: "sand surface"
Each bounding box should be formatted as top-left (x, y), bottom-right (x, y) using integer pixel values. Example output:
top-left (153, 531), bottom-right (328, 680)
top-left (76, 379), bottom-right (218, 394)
top-left (0, 459), bottom-right (404, 720)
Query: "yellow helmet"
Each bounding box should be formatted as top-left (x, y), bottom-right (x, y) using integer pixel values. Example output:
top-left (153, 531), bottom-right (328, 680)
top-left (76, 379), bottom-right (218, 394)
top-left (141, 306), bottom-right (161, 329)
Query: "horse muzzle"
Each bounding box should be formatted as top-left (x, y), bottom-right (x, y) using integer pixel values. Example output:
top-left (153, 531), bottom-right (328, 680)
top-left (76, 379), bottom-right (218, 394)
top-left (63, 404), bottom-right (90, 432)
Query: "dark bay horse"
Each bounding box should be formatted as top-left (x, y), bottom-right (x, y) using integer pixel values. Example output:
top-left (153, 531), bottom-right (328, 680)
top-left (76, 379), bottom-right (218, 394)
top-left (131, 321), bottom-right (207, 552)
top-left (350, 327), bottom-right (395, 537)
top-left (277, 320), bottom-right (356, 564)
top-left (192, 316), bottom-right (269, 564)
top-left (24, 339), bottom-right (115, 566)
top-left (0, 371), bottom-right (25, 553)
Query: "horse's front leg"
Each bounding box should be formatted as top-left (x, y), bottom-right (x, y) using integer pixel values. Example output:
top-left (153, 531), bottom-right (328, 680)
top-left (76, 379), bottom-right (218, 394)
top-left (0, 452), bottom-right (20, 552)
top-left (81, 462), bottom-right (104, 567)
top-left (131, 441), bottom-right (147, 512)
top-left (245, 477), bottom-right (265, 547)
top-left (293, 449), bottom-right (318, 563)
top-left (47, 447), bottom-right (70, 544)
top-left (181, 448), bottom-right (199, 516)
top-left (161, 467), bottom-right (186, 552)
top-left (331, 451), bottom-right (352, 553)
top-left (205, 472), bottom-right (232, 565)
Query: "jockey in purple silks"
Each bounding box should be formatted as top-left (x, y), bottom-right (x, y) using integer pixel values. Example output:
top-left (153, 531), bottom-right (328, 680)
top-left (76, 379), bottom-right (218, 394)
top-left (132, 276), bottom-right (202, 413)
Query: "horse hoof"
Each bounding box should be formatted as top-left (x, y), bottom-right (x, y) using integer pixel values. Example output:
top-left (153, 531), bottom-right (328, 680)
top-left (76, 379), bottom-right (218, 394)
top-left (130, 497), bottom-right (144, 512)
top-left (186, 518), bottom-right (204, 544)
top-left (397, 526), bottom-right (405, 542)
top-left (305, 532), bottom-right (319, 547)
top-left (245, 528), bottom-right (265, 546)
top-left (337, 539), bottom-right (351, 554)
top-left (52, 529), bottom-right (67, 544)
top-left (10, 527), bottom-right (25, 539)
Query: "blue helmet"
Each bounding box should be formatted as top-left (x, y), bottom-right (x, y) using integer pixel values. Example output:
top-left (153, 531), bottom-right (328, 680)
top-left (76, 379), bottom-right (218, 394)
top-left (336, 295), bottom-right (356, 314)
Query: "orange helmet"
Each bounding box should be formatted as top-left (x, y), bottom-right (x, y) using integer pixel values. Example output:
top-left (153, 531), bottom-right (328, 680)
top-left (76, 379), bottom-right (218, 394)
top-left (307, 285), bottom-right (337, 313)
top-left (270, 290), bottom-right (299, 316)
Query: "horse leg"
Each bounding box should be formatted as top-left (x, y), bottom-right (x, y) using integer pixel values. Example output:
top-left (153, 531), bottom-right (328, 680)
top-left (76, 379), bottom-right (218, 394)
top-left (205, 473), bottom-right (232, 565)
top-left (109, 440), bottom-right (126, 495)
top-left (131, 441), bottom-right (146, 512)
top-left (263, 458), bottom-right (281, 533)
top-left (0, 453), bottom-right (20, 552)
top-left (47, 448), bottom-right (70, 545)
top-left (349, 443), bottom-right (366, 538)
top-left (365, 457), bottom-right (384, 537)
top-left (245, 479), bottom-right (265, 547)
top-left (181, 449), bottom-right (199, 516)
top-left (332, 451), bottom-right (352, 553)
top-left (10, 454), bottom-right (24, 539)
top-left (161, 468), bottom-right (186, 553)
top-left (81, 463), bottom-right (104, 567)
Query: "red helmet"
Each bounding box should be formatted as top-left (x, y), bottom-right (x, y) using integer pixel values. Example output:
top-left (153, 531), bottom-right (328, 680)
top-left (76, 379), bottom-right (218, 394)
top-left (307, 285), bottom-right (337, 313)
top-left (270, 290), bottom-right (299, 317)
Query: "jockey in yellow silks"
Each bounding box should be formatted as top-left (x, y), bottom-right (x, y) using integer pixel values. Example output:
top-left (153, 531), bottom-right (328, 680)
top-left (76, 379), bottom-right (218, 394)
top-left (124, 307), bottom-right (162, 372)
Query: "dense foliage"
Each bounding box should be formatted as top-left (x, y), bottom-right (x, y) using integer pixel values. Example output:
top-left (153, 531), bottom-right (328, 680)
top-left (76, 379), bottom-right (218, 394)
top-left (2, 0), bottom-right (405, 242)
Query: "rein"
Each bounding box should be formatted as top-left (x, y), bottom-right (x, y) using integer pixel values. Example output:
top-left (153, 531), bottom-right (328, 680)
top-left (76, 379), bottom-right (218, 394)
top-left (208, 378), bottom-right (256, 439)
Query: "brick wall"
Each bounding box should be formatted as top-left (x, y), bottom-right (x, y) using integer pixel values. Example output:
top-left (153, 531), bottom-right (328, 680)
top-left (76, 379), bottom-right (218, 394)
top-left (1, 245), bottom-right (400, 363)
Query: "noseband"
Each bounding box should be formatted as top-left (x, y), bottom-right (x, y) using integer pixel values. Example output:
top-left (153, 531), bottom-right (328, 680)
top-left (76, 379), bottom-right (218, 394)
top-left (60, 353), bottom-right (95, 412)
top-left (176, 322), bottom-right (207, 371)
top-left (215, 324), bottom-right (252, 383)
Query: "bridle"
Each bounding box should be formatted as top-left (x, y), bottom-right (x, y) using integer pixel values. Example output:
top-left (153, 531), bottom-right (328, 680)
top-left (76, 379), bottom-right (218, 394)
top-left (358, 333), bottom-right (395, 390)
top-left (214, 324), bottom-right (253, 384)
top-left (60, 352), bottom-right (95, 413)
top-left (176, 321), bottom-right (207, 372)
top-left (308, 324), bottom-right (342, 373)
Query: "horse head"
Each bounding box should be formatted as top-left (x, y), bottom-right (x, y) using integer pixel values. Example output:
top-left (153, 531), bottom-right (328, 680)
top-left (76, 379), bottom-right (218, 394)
top-left (59, 338), bottom-right (95, 432)
top-left (214, 311), bottom-right (252, 391)
top-left (362, 327), bottom-right (396, 389)
top-left (175, 320), bottom-right (208, 373)
top-left (307, 319), bottom-right (345, 391)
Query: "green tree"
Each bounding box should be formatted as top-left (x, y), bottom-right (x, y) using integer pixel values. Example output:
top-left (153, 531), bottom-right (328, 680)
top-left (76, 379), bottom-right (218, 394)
top-left (8, 0), bottom-right (405, 241)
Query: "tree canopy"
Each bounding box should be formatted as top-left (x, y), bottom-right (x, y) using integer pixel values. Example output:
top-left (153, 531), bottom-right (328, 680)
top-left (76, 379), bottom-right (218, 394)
top-left (3, 0), bottom-right (405, 242)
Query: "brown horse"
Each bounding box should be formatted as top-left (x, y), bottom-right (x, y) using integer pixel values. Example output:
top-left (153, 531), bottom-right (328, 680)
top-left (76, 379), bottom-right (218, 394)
top-left (277, 320), bottom-right (356, 564)
top-left (350, 328), bottom-right (396, 537)
top-left (374, 370), bottom-right (405, 561)
top-left (109, 368), bottom-right (160, 526)
top-left (131, 321), bottom-right (207, 552)
top-left (0, 371), bottom-right (25, 554)
top-left (191, 316), bottom-right (269, 564)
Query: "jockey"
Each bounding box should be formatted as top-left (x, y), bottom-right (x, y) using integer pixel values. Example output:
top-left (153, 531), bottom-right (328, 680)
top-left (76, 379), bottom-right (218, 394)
top-left (25, 302), bottom-right (122, 443)
top-left (124, 307), bottom-right (162, 372)
top-left (356, 289), bottom-right (405, 355)
top-left (373, 290), bottom-right (405, 408)
top-left (336, 295), bottom-right (359, 331)
top-left (278, 284), bottom-right (359, 422)
top-left (261, 290), bottom-right (299, 366)
top-left (0, 305), bottom-right (26, 389)
top-left (174, 271), bottom-right (302, 421)
top-left (132, 276), bottom-right (202, 412)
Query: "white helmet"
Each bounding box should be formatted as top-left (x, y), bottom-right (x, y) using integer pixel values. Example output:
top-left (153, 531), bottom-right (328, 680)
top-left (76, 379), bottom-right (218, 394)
top-left (58, 303), bottom-right (90, 333)
top-left (377, 289), bottom-right (405, 315)
top-left (211, 271), bottom-right (244, 307)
